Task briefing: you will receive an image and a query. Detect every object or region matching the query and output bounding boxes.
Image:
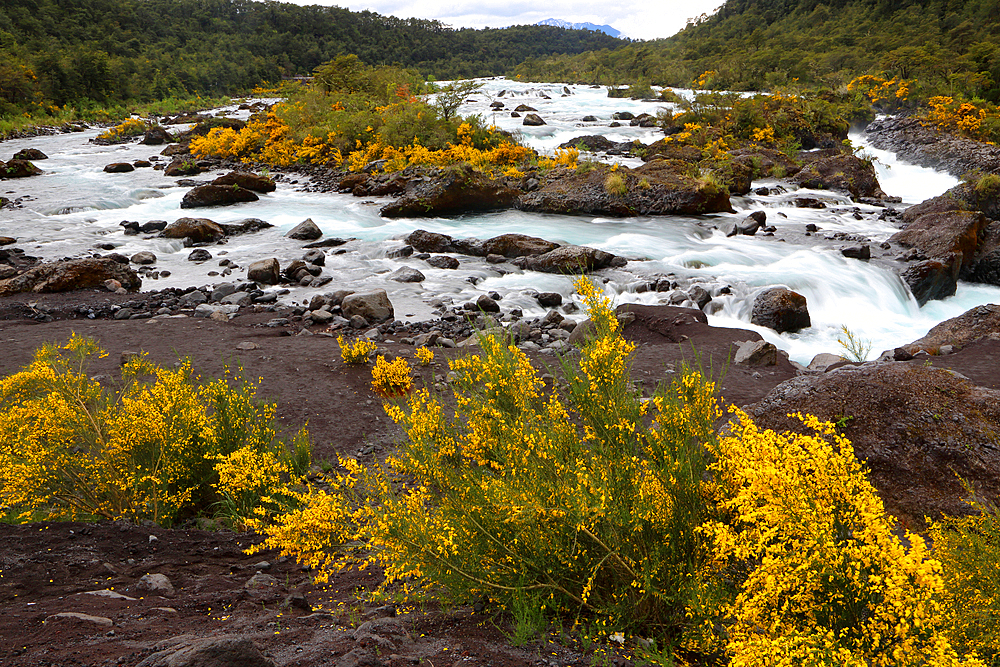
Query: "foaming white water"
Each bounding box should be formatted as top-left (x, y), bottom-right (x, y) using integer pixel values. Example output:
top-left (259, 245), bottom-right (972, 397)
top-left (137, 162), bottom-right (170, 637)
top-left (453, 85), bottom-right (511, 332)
top-left (0, 83), bottom-right (996, 364)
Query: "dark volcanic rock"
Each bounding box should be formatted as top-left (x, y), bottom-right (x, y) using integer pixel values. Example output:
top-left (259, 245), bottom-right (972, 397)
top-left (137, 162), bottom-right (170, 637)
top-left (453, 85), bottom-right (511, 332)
top-left (286, 218), bottom-right (323, 241)
top-left (751, 287), bottom-right (811, 333)
top-left (519, 162), bottom-right (733, 217)
top-left (217, 218), bottom-right (273, 236)
top-left (512, 244), bottom-right (624, 273)
top-left (522, 113), bottom-right (546, 126)
top-left (1, 159), bottom-right (42, 178)
top-left (406, 230), bottom-right (456, 253)
top-left (103, 162), bottom-right (135, 173)
top-left (480, 233), bottom-right (559, 258)
top-left (212, 171), bottom-right (277, 193)
top-left (161, 217), bottom-right (225, 243)
top-left (13, 148), bottom-right (47, 160)
top-left (748, 363), bottom-right (1000, 528)
top-left (891, 209), bottom-right (988, 276)
top-left (164, 159), bottom-right (204, 177)
top-left (0, 257), bottom-right (140, 295)
top-left (792, 152), bottom-right (887, 200)
top-left (180, 184), bottom-right (259, 209)
top-left (381, 164), bottom-right (519, 218)
top-left (141, 126), bottom-right (174, 145)
top-left (905, 303), bottom-right (1000, 353)
top-left (902, 257), bottom-right (961, 306)
top-left (864, 115), bottom-right (1000, 178)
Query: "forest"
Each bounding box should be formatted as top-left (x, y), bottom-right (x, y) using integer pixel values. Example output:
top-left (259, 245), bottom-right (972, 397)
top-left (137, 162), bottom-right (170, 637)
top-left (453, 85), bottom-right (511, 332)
top-left (0, 0), bottom-right (622, 118)
top-left (514, 0), bottom-right (1000, 102)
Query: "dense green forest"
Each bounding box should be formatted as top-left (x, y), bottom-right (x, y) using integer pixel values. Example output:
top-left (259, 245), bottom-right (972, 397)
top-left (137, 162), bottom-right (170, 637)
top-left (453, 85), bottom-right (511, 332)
top-left (513, 0), bottom-right (1000, 102)
top-left (0, 0), bottom-right (622, 117)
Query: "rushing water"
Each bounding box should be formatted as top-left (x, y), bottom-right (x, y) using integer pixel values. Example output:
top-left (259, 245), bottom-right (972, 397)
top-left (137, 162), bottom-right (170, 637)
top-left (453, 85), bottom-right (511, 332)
top-left (0, 80), bottom-right (993, 364)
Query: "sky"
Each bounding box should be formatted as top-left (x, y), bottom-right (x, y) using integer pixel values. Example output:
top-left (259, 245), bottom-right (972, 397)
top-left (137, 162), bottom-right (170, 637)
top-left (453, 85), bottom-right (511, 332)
top-left (276, 0), bottom-right (725, 41)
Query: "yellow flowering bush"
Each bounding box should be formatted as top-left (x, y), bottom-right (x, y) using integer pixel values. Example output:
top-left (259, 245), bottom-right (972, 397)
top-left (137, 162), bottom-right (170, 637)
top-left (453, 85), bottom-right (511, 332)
top-left (96, 117), bottom-right (147, 142)
top-left (414, 346), bottom-right (434, 366)
top-left (371, 355), bottom-right (413, 396)
top-left (705, 410), bottom-right (976, 666)
top-left (922, 96), bottom-right (994, 140)
top-left (338, 336), bottom-right (378, 364)
top-left (0, 335), bottom-right (310, 526)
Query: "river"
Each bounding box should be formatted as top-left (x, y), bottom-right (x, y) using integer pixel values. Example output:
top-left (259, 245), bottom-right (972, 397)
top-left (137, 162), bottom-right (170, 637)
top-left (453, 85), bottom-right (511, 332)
top-left (0, 79), bottom-right (995, 364)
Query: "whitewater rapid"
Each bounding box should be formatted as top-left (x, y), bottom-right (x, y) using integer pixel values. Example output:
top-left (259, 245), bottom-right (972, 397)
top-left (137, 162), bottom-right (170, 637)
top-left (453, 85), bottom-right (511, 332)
top-left (0, 79), bottom-right (992, 364)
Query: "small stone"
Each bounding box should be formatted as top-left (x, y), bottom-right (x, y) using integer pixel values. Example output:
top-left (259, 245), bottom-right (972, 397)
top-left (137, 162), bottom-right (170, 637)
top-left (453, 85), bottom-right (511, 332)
top-left (138, 573), bottom-right (175, 597)
top-left (235, 341), bottom-right (260, 350)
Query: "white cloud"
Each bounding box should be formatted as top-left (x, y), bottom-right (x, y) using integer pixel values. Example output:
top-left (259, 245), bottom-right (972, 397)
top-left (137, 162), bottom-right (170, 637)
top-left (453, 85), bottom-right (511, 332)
top-left (280, 0), bottom-right (723, 40)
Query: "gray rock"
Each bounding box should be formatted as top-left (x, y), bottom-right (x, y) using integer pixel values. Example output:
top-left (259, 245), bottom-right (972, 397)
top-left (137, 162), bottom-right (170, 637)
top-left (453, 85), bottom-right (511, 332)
top-left (210, 283), bottom-right (237, 301)
top-left (342, 289), bottom-right (394, 324)
top-left (841, 244), bottom-right (871, 260)
top-left (244, 572), bottom-right (280, 590)
top-left (135, 636), bottom-right (275, 667)
top-left (310, 310), bottom-right (335, 324)
top-left (523, 113), bottom-right (546, 126)
top-left (426, 255), bottom-right (459, 269)
top-left (47, 612), bottom-right (112, 627)
top-left (131, 251), bottom-right (157, 265)
top-left (751, 287), bottom-right (811, 333)
top-left (138, 573), bottom-right (175, 597)
top-left (476, 294), bottom-right (500, 313)
top-left (734, 339), bottom-right (778, 366)
top-left (303, 248), bottom-right (326, 266)
top-left (247, 258), bottom-right (281, 285)
top-left (179, 290), bottom-right (208, 306)
top-left (807, 352), bottom-right (846, 371)
top-left (187, 248), bottom-right (212, 262)
top-left (220, 292), bottom-right (251, 306)
top-left (390, 266), bottom-right (425, 283)
top-left (286, 218), bottom-right (323, 241)
top-left (688, 285), bottom-right (712, 310)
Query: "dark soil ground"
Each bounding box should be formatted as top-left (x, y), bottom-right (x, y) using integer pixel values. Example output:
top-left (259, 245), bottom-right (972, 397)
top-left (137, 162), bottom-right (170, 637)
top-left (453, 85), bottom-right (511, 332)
top-left (0, 289), bottom-right (995, 667)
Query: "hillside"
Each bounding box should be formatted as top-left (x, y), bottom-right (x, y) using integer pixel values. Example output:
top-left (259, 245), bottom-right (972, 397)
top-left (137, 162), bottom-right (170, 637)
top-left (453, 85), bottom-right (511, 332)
top-left (0, 0), bottom-right (621, 116)
top-left (513, 0), bottom-right (1000, 101)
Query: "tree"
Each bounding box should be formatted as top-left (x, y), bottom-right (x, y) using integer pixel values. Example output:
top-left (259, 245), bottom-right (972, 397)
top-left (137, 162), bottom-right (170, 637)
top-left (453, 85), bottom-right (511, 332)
top-left (433, 79), bottom-right (482, 120)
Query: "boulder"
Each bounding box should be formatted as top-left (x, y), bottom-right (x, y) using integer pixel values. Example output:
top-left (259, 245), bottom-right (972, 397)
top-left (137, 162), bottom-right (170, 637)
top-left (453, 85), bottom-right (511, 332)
top-left (164, 159), bottom-right (204, 176)
top-left (1, 159), bottom-right (42, 178)
top-left (161, 217), bottom-right (225, 243)
top-left (514, 104), bottom-right (537, 112)
top-left (476, 294), bottom-right (501, 313)
top-left (728, 147), bottom-right (802, 178)
top-left (390, 266), bottom-right (425, 282)
top-left (187, 249), bottom-right (212, 262)
top-left (342, 289), bottom-right (394, 323)
top-left (180, 184), bottom-right (259, 208)
top-left (140, 126), bottom-right (174, 145)
top-left (285, 218), bottom-right (323, 241)
top-left (481, 233), bottom-right (560, 258)
top-left (13, 148), bottom-right (47, 160)
top-left (724, 210), bottom-right (766, 237)
top-left (747, 363), bottom-right (1000, 527)
top-left (217, 218), bottom-right (273, 236)
top-left (791, 153), bottom-right (887, 200)
top-left (247, 258), bottom-right (281, 284)
top-left (212, 171), bottom-right (277, 193)
top-left (0, 257), bottom-right (140, 296)
top-left (381, 164), bottom-right (519, 218)
top-left (522, 114), bottom-right (546, 126)
top-left (406, 230), bottom-right (456, 253)
top-left (103, 162), bottom-right (135, 173)
top-left (841, 245), bottom-right (871, 260)
top-left (513, 244), bottom-right (624, 274)
top-left (734, 339), bottom-right (778, 366)
top-left (901, 257), bottom-right (961, 306)
top-left (426, 255), bottom-right (459, 269)
top-left (643, 140), bottom-right (704, 163)
top-left (130, 251), bottom-right (157, 265)
top-left (890, 210), bottom-right (989, 276)
top-left (751, 287), bottom-right (811, 333)
top-left (558, 135), bottom-right (622, 152)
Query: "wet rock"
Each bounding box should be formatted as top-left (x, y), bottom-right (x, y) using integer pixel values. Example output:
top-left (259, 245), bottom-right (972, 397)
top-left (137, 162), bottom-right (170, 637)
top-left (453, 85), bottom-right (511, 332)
top-left (536, 292), bottom-right (562, 307)
top-left (688, 285), bottom-right (712, 310)
top-left (140, 127), bottom-right (174, 145)
top-left (522, 113), bottom-right (546, 126)
top-left (217, 218), bottom-right (273, 236)
top-left (161, 217), bottom-right (225, 243)
top-left (247, 258), bottom-right (281, 284)
top-left (406, 230), bottom-right (455, 253)
top-left (212, 171), bottom-right (277, 193)
top-left (390, 266), bottom-right (425, 282)
top-left (342, 289), bottom-right (394, 324)
top-left (891, 210), bottom-right (988, 276)
top-left (792, 152), bottom-right (887, 200)
top-left (751, 287), bottom-right (811, 333)
top-left (905, 303), bottom-right (1000, 353)
top-left (902, 257), bottom-right (960, 306)
top-left (303, 249), bottom-right (326, 266)
top-left (13, 148), bottom-right (47, 160)
top-left (0, 257), bottom-right (141, 296)
top-left (480, 233), bottom-right (559, 258)
top-left (841, 244), bottom-right (871, 260)
top-left (180, 184), bottom-right (259, 208)
top-left (164, 159), bottom-right (204, 176)
top-left (103, 162), bottom-right (135, 173)
top-left (426, 255), bottom-right (459, 269)
top-left (286, 218), bottom-right (323, 241)
top-left (131, 251), bottom-right (157, 265)
top-left (1, 159), bottom-right (42, 178)
top-left (748, 363), bottom-right (1000, 527)
top-left (514, 104), bottom-right (537, 112)
top-left (724, 210), bottom-right (766, 237)
top-left (513, 244), bottom-right (624, 274)
top-left (476, 294), bottom-right (500, 313)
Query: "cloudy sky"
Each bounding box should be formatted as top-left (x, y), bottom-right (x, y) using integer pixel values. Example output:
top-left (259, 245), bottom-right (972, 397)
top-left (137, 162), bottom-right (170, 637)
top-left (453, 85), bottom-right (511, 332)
top-left (279, 0), bottom-right (724, 41)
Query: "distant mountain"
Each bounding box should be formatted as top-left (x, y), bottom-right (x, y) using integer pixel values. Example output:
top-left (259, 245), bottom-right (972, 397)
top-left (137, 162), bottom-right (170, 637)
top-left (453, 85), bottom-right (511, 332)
top-left (536, 18), bottom-right (621, 38)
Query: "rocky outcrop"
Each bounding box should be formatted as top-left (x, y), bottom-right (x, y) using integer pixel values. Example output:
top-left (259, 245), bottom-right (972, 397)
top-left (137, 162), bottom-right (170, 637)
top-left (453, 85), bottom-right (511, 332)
top-left (751, 287), bottom-right (811, 333)
top-left (180, 185), bottom-right (259, 208)
top-left (905, 303), bottom-right (1000, 353)
top-left (0, 257), bottom-right (140, 295)
top-left (212, 171), bottom-right (277, 193)
top-left (747, 363), bottom-right (1000, 527)
top-left (864, 115), bottom-right (1000, 178)
top-left (891, 209), bottom-right (988, 274)
top-left (520, 162), bottom-right (733, 217)
top-left (381, 164), bottom-right (519, 218)
top-left (791, 151), bottom-right (888, 201)
top-left (729, 147), bottom-right (802, 179)
top-left (161, 218), bottom-right (226, 243)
